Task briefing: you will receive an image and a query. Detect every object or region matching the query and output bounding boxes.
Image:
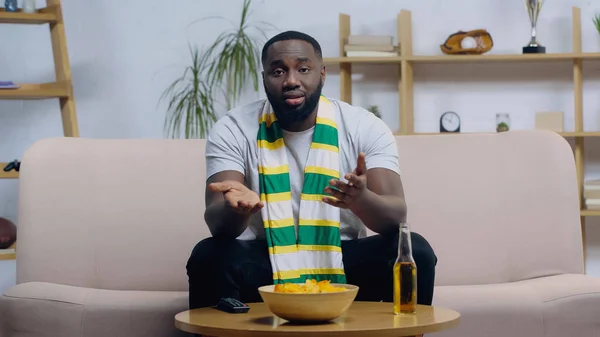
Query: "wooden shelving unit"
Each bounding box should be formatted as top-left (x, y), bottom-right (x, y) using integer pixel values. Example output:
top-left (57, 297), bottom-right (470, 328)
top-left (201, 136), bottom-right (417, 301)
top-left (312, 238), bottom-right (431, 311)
top-left (0, 0), bottom-right (79, 184)
top-left (411, 132), bottom-right (600, 137)
top-left (0, 163), bottom-right (19, 179)
top-left (0, 1), bottom-right (79, 260)
top-left (0, 7), bottom-right (58, 24)
top-left (326, 6), bottom-right (595, 261)
top-left (0, 243), bottom-right (16, 261)
top-left (0, 82), bottom-right (70, 100)
top-left (325, 52), bottom-right (600, 64)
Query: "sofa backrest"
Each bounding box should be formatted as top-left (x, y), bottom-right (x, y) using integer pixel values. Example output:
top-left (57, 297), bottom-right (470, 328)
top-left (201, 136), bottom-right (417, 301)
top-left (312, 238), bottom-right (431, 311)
top-left (396, 130), bottom-right (584, 285)
top-left (14, 130), bottom-right (584, 291)
top-left (16, 138), bottom-right (210, 292)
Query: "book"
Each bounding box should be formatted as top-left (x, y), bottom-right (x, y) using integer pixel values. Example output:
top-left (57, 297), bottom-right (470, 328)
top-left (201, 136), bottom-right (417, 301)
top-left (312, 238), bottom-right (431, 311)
top-left (346, 51), bottom-right (399, 57)
top-left (344, 44), bottom-right (397, 52)
top-left (0, 81), bottom-right (20, 89)
top-left (348, 35), bottom-right (394, 45)
top-left (584, 198), bottom-right (600, 209)
top-left (583, 179), bottom-right (600, 198)
top-left (0, 242), bottom-right (16, 260)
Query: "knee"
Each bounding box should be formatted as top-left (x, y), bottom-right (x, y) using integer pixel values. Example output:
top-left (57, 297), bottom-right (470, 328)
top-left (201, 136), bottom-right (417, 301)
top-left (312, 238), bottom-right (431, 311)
top-left (410, 232), bottom-right (438, 267)
top-left (186, 237), bottom-right (238, 275)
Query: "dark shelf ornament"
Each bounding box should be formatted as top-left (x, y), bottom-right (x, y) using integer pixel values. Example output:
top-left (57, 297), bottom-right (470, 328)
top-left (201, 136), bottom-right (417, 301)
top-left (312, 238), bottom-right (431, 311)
top-left (3, 160), bottom-right (21, 172)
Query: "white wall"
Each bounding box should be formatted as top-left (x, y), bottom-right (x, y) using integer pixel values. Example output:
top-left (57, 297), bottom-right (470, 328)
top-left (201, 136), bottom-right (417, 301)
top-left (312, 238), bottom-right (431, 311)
top-left (2, 0), bottom-right (600, 292)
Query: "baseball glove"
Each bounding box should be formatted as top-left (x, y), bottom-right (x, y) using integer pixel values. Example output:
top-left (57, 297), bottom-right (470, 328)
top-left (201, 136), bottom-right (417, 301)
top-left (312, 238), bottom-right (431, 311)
top-left (440, 29), bottom-right (493, 55)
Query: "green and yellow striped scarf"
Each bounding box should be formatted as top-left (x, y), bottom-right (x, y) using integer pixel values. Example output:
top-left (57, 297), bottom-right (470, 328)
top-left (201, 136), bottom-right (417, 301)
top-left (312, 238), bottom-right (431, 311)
top-left (257, 95), bottom-right (346, 284)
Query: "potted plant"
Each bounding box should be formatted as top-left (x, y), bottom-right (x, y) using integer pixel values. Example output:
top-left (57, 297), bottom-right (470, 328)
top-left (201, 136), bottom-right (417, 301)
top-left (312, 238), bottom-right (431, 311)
top-left (496, 113), bottom-right (510, 132)
top-left (160, 0), bottom-right (273, 138)
top-left (594, 14), bottom-right (600, 36)
top-left (366, 105), bottom-right (382, 118)
top-left (160, 46), bottom-right (215, 139)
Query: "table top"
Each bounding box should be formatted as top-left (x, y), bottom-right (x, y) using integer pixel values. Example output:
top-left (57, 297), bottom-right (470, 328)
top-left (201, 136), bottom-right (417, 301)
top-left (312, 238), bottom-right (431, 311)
top-left (175, 302), bottom-right (460, 337)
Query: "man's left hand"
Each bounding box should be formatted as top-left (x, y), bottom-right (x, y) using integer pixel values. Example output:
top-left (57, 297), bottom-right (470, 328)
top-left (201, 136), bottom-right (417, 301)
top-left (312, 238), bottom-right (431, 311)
top-left (323, 152), bottom-right (369, 209)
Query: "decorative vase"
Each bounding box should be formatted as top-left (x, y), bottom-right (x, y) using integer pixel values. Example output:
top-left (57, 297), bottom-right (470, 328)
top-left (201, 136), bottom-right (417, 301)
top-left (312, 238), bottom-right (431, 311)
top-left (496, 113), bottom-right (510, 132)
top-left (5, 0), bottom-right (18, 12)
top-left (22, 0), bottom-right (37, 13)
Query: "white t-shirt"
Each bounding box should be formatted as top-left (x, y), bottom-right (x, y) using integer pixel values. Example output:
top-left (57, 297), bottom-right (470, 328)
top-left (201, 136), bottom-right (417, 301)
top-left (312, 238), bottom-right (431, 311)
top-left (205, 97), bottom-right (401, 241)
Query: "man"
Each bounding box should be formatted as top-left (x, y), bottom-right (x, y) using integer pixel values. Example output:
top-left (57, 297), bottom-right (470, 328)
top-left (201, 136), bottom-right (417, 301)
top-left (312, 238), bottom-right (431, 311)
top-left (186, 30), bottom-right (437, 309)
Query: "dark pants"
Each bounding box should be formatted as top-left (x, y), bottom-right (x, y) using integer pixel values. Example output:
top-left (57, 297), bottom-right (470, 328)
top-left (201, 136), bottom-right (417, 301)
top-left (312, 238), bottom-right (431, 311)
top-left (186, 232), bottom-right (437, 309)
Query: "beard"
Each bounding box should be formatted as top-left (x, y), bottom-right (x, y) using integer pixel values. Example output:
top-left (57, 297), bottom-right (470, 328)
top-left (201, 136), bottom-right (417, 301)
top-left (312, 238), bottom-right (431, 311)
top-left (265, 79), bottom-right (323, 127)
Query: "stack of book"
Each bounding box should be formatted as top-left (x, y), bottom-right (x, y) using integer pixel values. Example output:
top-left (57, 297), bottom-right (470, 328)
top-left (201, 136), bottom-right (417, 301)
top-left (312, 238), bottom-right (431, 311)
top-left (0, 81), bottom-right (19, 89)
top-left (584, 179), bottom-right (600, 209)
top-left (0, 243), bottom-right (16, 260)
top-left (344, 35), bottom-right (399, 57)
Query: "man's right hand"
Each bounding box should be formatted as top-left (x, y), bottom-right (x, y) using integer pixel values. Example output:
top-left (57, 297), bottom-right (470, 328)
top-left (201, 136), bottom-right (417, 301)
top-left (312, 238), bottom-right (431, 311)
top-left (208, 180), bottom-right (264, 215)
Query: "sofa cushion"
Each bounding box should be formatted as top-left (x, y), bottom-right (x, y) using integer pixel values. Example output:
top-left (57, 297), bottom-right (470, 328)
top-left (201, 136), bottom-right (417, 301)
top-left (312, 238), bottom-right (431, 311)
top-left (0, 282), bottom-right (189, 337)
top-left (432, 273), bottom-right (600, 337)
top-left (524, 274), bottom-right (600, 337)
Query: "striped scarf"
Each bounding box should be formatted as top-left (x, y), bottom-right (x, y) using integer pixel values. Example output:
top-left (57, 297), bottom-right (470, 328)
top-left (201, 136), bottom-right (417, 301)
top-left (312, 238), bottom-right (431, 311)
top-left (257, 95), bottom-right (346, 284)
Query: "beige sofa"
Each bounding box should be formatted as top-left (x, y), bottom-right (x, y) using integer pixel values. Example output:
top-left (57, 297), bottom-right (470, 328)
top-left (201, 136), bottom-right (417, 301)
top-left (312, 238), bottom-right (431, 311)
top-left (1, 130), bottom-right (600, 337)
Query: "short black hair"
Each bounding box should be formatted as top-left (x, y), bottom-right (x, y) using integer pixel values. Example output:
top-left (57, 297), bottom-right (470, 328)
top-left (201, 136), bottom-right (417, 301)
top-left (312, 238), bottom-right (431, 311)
top-left (261, 30), bottom-right (323, 65)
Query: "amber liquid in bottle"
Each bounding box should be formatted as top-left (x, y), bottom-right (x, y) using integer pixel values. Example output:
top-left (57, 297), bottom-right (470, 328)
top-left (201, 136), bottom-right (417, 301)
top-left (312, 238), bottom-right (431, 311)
top-left (393, 223), bottom-right (417, 314)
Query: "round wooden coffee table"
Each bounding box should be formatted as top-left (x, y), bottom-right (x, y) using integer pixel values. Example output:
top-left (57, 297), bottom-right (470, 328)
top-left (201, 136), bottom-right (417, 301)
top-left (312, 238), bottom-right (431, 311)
top-left (175, 302), bottom-right (460, 337)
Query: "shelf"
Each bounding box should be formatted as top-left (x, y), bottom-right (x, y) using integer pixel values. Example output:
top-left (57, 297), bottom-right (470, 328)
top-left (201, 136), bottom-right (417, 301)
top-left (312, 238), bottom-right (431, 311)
top-left (406, 53), bottom-right (600, 64)
top-left (0, 163), bottom-right (19, 179)
top-left (0, 243), bottom-right (16, 261)
top-left (402, 131), bottom-right (600, 137)
top-left (0, 6), bottom-right (58, 24)
top-left (324, 56), bottom-right (403, 64)
top-left (559, 132), bottom-right (600, 137)
top-left (403, 132), bottom-right (492, 135)
top-left (581, 209), bottom-right (600, 217)
top-left (0, 252), bottom-right (16, 260)
top-left (324, 53), bottom-right (600, 65)
top-left (0, 82), bottom-right (70, 100)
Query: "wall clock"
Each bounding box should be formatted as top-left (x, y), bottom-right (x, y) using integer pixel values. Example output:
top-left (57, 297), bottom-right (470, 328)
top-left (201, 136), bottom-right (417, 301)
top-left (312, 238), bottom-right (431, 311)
top-left (440, 111), bottom-right (460, 133)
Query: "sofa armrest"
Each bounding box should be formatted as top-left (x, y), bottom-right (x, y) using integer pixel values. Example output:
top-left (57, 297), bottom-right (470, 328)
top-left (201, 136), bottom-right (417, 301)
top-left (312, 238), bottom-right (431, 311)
top-left (0, 282), bottom-right (190, 337)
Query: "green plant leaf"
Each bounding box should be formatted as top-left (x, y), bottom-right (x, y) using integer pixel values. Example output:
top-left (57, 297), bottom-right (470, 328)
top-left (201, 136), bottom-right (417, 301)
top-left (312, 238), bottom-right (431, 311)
top-left (160, 44), bottom-right (217, 139)
top-left (160, 0), bottom-right (275, 138)
top-left (366, 105), bottom-right (381, 118)
top-left (594, 14), bottom-right (600, 33)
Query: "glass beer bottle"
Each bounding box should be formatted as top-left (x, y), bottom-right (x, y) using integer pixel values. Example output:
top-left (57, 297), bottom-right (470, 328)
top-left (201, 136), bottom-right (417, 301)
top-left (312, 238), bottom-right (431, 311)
top-left (393, 222), bottom-right (417, 314)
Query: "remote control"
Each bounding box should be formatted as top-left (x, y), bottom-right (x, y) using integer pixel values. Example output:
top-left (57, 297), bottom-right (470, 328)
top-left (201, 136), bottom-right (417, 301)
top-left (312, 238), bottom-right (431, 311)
top-left (215, 297), bottom-right (250, 314)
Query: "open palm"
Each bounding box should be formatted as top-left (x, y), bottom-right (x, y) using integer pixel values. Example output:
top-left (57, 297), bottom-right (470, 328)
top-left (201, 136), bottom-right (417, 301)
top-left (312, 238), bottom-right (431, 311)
top-left (209, 180), bottom-right (263, 214)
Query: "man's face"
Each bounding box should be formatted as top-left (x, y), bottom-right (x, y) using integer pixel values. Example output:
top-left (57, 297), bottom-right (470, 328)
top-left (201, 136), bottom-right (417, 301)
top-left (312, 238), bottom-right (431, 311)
top-left (262, 40), bottom-right (326, 125)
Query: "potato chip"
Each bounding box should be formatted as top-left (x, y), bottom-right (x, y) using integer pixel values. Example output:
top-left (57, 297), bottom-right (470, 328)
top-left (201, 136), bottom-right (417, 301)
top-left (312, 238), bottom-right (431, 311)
top-left (273, 279), bottom-right (346, 293)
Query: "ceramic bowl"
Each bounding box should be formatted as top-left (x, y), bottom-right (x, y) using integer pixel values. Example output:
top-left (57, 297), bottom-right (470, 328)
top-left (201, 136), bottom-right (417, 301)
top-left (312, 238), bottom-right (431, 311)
top-left (258, 283), bottom-right (359, 322)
